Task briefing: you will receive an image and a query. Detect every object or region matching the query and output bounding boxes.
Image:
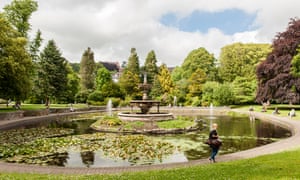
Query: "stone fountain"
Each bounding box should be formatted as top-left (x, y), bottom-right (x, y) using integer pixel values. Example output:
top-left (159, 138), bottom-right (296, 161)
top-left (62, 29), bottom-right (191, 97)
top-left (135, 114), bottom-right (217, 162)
top-left (118, 73), bottom-right (173, 121)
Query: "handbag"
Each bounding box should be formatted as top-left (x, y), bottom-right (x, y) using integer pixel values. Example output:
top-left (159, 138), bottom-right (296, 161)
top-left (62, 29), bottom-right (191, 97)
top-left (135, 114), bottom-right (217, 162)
top-left (205, 138), bottom-right (222, 146)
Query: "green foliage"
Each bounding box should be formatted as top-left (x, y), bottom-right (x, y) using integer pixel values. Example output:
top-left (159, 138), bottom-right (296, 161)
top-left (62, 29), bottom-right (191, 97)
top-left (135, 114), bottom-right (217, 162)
top-left (291, 46), bottom-right (300, 77)
top-left (64, 64), bottom-right (80, 103)
top-left (3, 0), bottom-right (38, 38)
top-left (142, 50), bottom-right (158, 84)
top-left (150, 75), bottom-right (164, 98)
top-left (201, 81), bottom-right (234, 106)
top-left (38, 40), bottom-right (69, 104)
top-left (80, 47), bottom-right (96, 91)
top-left (95, 67), bottom-right (112, 90)
top-left (126, 48), bottom-right (140, 75)
top-left (75, 90), bottom-right (90, 103)
top-left (99, 116), bottom-right (123, 126)
top-left (187, 68), bottom-right (207, 97)
top-left (181, 47), bottom-right (216, 80)
top-left (219, 43), bottom-right (271, 82)
top-left (0, 14), bottom-right (33, 101)
top-left (232, 77), bottom-right (257, 104)
top-left (119, 70), bottom-right (141, 98)
top-left (157, 117), bottom-right (194, 129)
top-left (213, 83), bottom-right (235, 106)
top-left (87, 91), bottom-right (104, 103)
top-left (157, 64), bottom-right (174, 94)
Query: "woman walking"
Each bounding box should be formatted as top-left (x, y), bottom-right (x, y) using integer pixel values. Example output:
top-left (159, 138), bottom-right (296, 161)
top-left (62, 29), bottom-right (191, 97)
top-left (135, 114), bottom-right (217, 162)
top-left (208, 123), bottom-right (221, 163)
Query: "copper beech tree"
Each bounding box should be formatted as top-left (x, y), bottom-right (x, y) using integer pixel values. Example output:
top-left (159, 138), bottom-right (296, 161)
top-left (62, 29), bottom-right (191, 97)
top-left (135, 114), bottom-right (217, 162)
top-left (256, 18), bottom-right (300, 104)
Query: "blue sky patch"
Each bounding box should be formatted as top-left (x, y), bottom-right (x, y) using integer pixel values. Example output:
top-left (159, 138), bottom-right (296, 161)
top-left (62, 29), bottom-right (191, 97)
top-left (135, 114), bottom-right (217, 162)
top-left (160, 9), bottom-right (257, 35)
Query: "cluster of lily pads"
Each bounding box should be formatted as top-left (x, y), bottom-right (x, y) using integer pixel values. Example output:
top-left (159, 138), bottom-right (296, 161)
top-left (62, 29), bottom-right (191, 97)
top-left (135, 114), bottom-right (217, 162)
top-left (0, 126), bottom-right (177, 166)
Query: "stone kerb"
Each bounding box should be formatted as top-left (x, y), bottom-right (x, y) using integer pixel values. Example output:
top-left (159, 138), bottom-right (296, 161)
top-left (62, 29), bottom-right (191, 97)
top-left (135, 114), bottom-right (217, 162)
top-left (0, 111), bottom-right (24, 121)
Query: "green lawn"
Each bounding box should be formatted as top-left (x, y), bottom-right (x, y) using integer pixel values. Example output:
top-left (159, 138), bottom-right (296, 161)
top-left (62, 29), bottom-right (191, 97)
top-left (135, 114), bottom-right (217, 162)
top-left (0, 148), bottom-right (299, 179)
top-left (0, 103), bottom-right (89, 112)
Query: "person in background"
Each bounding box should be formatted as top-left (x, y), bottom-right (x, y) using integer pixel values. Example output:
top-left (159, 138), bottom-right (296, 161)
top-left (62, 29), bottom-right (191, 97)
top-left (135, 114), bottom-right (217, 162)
top-left (288, 109), bottom-right (296, 118)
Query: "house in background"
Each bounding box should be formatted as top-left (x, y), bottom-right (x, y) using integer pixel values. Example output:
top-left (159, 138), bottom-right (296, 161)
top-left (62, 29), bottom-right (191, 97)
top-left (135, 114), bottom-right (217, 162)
top-left (100, 61), bottom-right (122, 82)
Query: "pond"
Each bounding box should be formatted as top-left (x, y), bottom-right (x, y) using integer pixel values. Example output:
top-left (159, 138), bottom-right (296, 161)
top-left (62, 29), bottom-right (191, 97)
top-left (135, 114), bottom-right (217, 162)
top-left (0, 112), bottom-right (291, 167)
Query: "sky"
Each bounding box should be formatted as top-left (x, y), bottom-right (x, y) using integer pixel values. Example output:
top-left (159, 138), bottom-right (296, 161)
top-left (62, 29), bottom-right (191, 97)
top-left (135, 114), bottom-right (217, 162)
top-left (1, 0), bottom-right (300, 67)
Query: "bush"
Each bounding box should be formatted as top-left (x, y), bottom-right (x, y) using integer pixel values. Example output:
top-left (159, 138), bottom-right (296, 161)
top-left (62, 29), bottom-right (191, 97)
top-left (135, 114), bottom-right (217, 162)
top-left (87, 91), bottom-right (105, 104)
top-left (75, 90), bottom-right (90, 103)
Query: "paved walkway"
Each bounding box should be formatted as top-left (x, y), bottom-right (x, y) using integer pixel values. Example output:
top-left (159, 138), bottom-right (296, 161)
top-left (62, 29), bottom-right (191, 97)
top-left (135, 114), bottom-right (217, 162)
top-left (0, 110), bottom-right (299, 175)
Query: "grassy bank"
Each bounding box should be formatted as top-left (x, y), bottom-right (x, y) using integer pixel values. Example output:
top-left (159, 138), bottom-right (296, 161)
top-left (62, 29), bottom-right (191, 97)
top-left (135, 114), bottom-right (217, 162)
top-left (0, 148), bottom-right (299, 179)
top-left (0, 103), bottom-right (89, 112)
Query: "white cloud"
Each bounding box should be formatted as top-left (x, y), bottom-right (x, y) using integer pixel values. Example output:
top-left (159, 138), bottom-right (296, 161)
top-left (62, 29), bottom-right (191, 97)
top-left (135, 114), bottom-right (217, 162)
top-left (1, 0), bottom-right (300, 66)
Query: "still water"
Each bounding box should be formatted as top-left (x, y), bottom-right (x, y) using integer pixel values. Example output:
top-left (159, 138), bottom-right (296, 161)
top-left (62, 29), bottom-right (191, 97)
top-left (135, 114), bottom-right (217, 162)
top-left (3, 113), bottom-right (292, 167)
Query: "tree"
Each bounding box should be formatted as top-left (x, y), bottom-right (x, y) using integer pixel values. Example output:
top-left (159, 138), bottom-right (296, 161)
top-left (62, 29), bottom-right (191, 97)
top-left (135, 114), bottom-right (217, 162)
top-left (0, 14), bottom-right (32, 104)
top-left (80, 47), bottom-right (96, 91)
top-left (119, 70), bottom-right (141, 98)
top-left (232, 77), bottom-right (257, 104)
top-left (181, 47), bottom-right (216, 80)
top-left (4, 0), bottom-right (38, 38)
top-left (126, 48), bottom-right (140, 75)
top-left (201, 82), bottom-right (234, 106)
top-left (256, 18), bottom-right (300, 104)
top-left (219, 43), bottom-right (271, 82)
top-left (29, 29), bottom-right (42, 62)
top-left (95, 67), bottom-right (112, 91)
top-left (187, 68), bottom-right (207, 97)
top-left (38, 40), bottom-right (68, 105)
top-left (157, 64), bottom-right (174, 94)
top-left (142, 50), bottom-right (158, 84)
top-left (64, 64), bottom-right (80, 103)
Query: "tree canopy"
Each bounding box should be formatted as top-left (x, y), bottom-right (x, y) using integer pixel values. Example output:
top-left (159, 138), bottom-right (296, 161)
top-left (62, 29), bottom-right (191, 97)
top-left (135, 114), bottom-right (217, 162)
top-left (38, 40), bottom-right (68, 105)
top-left (219, 43), bottom-right (271, 82)
top-left (142, 50), bottom-right (158, 84)
top-left (181, 47), bottom-right (216, 80)
top-left (0, 13), bottom-right (32, 101)
top-left (256, 18), bottom-right (300, 103)
top-left (4, 0), bottom-right (38, 38)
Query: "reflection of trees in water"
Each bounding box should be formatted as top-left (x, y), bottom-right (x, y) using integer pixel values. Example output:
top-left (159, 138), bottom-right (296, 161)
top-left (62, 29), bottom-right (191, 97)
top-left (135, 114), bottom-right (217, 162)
top-left (47, 152), bottom-right (68, 166)
top-left (80, 151), bottom-right (95, 167)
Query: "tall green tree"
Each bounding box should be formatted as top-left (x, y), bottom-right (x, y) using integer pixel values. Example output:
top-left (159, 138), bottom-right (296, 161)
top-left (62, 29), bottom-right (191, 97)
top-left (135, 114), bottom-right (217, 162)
top-left (0, 14), bottom-right (32, 104)
top-left (38, 40), bottom-right (68, 105)
top-left (219, 43), bottom-right (271, 82)
top-left (80, 47), bottom-right (96, 91)
top-left (126, 48), bottom-right (140, 75)
top-left (256, 18), bottom-right (300, 103)
top-left (181, 47), bottom-right (216, 80)
top-left (142, 50), bottom-right (158, 84)
top-left (4, 0), bottom-right (38, 38)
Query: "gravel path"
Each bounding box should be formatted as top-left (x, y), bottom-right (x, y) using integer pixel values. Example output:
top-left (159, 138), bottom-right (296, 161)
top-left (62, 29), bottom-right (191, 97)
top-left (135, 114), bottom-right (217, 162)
top-left (0, 110), bottom-right (299, 175)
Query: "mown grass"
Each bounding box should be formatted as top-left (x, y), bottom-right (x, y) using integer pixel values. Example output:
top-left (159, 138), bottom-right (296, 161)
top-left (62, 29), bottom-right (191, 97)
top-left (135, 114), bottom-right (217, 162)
top-left (0, 103), bottom-right (88, 112)
top-left (0, 148), bottom-right (299, 179)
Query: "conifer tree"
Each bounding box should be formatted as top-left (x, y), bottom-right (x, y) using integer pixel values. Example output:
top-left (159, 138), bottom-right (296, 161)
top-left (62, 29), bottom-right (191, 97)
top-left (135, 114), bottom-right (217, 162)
top-left (38, 40), bottom-right (68, 105)
top-left (80, 47), bottom-right (96, 91)
top-left (142, 50), bottom-right (158, 84)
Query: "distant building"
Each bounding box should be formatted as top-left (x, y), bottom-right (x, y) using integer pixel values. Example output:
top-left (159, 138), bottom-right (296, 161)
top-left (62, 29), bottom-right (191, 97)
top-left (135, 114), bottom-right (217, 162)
top-left (99, 61), bottom-right (122, 82)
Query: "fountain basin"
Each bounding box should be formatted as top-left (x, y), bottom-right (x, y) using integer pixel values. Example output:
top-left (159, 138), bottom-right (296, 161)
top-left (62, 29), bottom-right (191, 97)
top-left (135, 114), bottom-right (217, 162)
top-left (118, 112), bottom-right (174, 121)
